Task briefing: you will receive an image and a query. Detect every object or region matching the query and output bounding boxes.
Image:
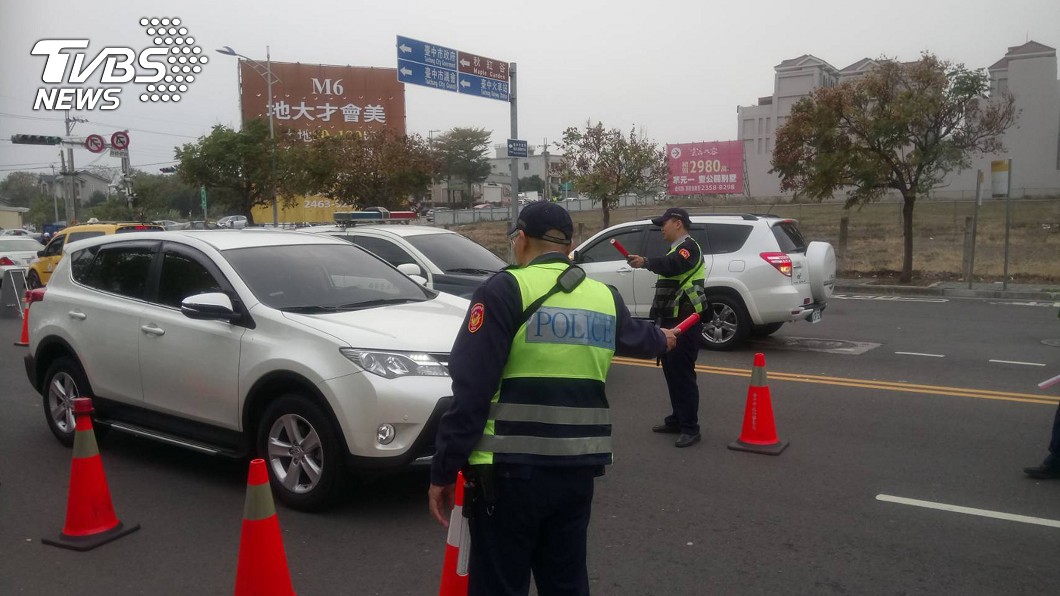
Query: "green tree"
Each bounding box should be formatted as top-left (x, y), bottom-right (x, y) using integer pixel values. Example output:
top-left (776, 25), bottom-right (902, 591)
top-left (558, 122), bottom-right (666, 228)
top-left (286, 130), bottom-right (435, 210)
top-left (130, 171), bottom-right (201, 219)
top-left (433, 127), bottom-right (492, 208)
top-left (772, 53), bottom-right (1017, 282)
top-left (519, 175), bottom-right (544, 195)
top-left (0, 171), bottom-right (43, 208)
top-left (175, 118), bottom-right (282, 225)
top-left (86, 197), bottom-right (134, 222)
top-left (27, 194), bottom-right (60, 228)
top-left (85, 190), bottom-right (108, 208)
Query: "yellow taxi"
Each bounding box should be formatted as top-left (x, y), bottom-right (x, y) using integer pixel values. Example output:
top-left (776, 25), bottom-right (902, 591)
top-left (28, 221), bottom-right (163, 288)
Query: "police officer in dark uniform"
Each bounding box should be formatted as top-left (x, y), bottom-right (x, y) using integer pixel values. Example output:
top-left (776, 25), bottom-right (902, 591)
top-left (1024, 307), bottom-right (1060, 480)
top-left (625, 207), bottom-right (707, 448)
top-left (428, 201), bottom-right (676, 596)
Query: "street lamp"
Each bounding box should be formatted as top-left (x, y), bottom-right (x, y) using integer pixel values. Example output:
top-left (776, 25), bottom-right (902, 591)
top-left (216, 45), bottom-right (281, 226)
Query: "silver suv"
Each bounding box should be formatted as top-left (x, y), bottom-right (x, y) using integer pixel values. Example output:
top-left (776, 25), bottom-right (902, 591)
top-left (571, 213), bottom-right (835, 350)
top-left (24, 230), bottom-right (469, 510)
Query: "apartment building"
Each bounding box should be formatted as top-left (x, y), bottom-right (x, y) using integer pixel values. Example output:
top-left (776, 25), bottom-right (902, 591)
top-left (738, 40), bottom-right (1060, 199)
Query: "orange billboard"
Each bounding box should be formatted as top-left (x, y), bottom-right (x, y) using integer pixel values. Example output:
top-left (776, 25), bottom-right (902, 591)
top-left (238, 60), bottom-right (406, 140)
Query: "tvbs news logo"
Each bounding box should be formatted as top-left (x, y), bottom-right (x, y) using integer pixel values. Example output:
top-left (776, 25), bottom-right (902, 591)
top-left (31, 17), bottom-right (205, 111)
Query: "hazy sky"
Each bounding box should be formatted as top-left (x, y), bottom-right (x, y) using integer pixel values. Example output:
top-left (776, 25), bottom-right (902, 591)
top-left (1, 0), bottom-right (1058, 182)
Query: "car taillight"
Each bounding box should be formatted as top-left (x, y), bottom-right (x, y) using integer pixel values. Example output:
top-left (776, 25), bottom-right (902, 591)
top-left (0, 256), bottom-right (13, 266)
top-left (760, 252), bottom-right (792, 277)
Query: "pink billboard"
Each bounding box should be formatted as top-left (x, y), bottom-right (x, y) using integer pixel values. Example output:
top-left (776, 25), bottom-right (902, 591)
top-left (666, 140), bottom-right (744, 195)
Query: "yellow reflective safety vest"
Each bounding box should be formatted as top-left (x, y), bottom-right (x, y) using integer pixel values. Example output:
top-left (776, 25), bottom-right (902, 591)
top-left (650, 237), bottom-right (707, 321)
top-left (469, 261), bottom-right (617, 467)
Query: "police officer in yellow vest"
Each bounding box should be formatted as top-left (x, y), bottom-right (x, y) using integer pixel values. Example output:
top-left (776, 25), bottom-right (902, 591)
top-left (429, 201), bottom-right (676, 596)
top-left (626, 207), bottom-right (707, 448)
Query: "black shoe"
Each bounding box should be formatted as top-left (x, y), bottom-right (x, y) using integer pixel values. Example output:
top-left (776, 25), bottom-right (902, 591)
top-left (652, 424), bottom-right (680, 434)
top-left (1023, 464), bottom-right (1060, 479)
top-left (675, 433), bottom-right (701, 448)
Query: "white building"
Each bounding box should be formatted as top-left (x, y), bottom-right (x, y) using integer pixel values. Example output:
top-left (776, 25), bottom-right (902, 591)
top-left (738, 41), bottom-right (1060, 199)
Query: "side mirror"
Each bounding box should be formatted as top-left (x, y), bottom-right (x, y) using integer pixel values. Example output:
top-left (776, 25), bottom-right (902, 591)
top-left (181, 292), bottom-right (239, 322)
top-left (568, 249), bottom-right (580, 263)
top-left (397, 263), bottom-right (424, 277)
top-left (37, 250), bottom-right (44, 257)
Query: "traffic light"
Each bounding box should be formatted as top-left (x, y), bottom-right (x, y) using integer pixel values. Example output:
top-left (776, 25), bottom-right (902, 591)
top-left (159, 167), bottom-right (177, 173)
top-left (10, 134), bottom-right (63, 145)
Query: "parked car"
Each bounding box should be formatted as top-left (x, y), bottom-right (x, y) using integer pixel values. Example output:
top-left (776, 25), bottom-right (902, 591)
top-left (24, 230), bottom-right (469, 510)
top-left (570, 213), bottom-right (835, 350)
top-left (0, 228), bottom-right (35, 237)
top-left (27, 221), bottom-right (164, 288)
top-left (425, 207), bottom-right (450, 223)
top-left (217, 215), bottom-right (248, 229)
top-left (153, 220), bottom-right (184, 230)
top-left (303, 224), bottom-right (506, 298)
top-left (0, 237), bottom-right (44, 287)
top-left (182, 220), bottom-right (222, 230)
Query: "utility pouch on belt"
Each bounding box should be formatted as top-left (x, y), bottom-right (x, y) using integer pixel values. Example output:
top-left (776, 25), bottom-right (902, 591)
top-left (466, 465), bottom-right (497, 514)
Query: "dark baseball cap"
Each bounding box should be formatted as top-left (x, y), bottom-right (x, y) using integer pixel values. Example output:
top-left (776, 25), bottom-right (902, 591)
top-left (651, 207), bottom-right (692, 228)
top-left (511, 201), bottom-right (574, 244)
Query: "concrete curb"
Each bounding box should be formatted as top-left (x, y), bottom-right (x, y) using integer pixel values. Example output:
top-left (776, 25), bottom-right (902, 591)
top-left (833, 282), bottom-right (1060, 301)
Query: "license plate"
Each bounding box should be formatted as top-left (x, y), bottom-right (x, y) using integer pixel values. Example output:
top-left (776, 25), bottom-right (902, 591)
top-left (810, 309), bottom-right (822, 324)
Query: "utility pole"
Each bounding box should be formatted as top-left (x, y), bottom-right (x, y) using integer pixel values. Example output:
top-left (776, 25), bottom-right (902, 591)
top-left (64, 111), bottom-right (79, 223)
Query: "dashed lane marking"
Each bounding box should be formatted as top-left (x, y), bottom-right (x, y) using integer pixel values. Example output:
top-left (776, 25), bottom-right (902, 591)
top-left (988, 359), bottom-right (1046, 367)
top-left (876, 494), bottom-right (1060, 529)
top-left (895, 352), bottom-right (945, 358)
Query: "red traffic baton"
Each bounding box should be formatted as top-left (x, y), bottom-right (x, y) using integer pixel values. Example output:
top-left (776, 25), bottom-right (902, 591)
top-left (609, 238), bottom-right (631, 258)
top-left (671, 312), bottom-right (701, 335)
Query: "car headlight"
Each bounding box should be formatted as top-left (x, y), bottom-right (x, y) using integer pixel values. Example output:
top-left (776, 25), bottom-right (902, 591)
top-left (340, 348), bottom-right (449, 379)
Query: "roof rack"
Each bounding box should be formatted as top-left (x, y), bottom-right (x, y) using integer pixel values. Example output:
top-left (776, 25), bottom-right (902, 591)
top-left (686, 213), bottom-right (760, 221)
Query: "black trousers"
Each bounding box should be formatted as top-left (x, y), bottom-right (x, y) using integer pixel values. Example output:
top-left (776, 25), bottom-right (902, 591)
top-left (660, 322), bottom-right (702, 435)
top-left (467, 466), bottom-right (596, 596)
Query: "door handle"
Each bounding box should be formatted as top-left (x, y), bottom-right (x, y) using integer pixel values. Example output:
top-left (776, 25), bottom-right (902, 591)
top-left (140, 324), bottom-right (165, 337)
top-left (68, 311), bottom-right (86, 320)
top-left (616, 266), bottom-right (633, 273)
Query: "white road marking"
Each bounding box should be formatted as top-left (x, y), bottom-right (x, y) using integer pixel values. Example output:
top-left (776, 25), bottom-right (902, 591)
top-left (895, 352), bottom-right (945, 358)
top-left (989, 359), bottom-right (1046, 367)
top-left (834, 295), bottom-right (948, 303)
top-left (877, 494), bottom-right (1060, 529)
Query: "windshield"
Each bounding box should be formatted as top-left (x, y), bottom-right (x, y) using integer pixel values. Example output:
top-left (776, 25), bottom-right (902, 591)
top-left (0, 238), bottom-right (44, 251)
top-left (222, 243), bottom-right (433, 310)
top-left (406, 233), bottom-right (506, 273)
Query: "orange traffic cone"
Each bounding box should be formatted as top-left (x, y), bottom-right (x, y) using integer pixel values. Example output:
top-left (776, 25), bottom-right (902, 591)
top-left (43, 397), bottom-right (140, 550)
top-left (234, 459), bottom-right (295, 596)
top-left (438, 471), bottom-right (471, 595)
top-left (727, 353), bottom-right (789, 455)
top-left (13, 307), bottom-right (29, 346)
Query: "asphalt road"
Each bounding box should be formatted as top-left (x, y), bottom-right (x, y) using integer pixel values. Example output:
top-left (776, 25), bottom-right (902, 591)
top-left (1, 294), bottom-right (1058, 595)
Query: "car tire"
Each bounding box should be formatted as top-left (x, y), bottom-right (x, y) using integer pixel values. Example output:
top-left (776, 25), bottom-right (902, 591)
top-left (700, 295), bottom-right (751, 351)
top-left (42, 356), bottom-right (94, 447)
top-left (257, 395), bottom-right (347, 512)
top-left (27, 270), bottom-right (43, 290)
top-left (751, 322), bottom-right (784, 337)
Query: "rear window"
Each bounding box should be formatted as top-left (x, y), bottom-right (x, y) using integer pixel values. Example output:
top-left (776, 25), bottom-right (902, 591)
top-left (771, 221), bottom-right (807, 253)
top-left (66, 231), bottom-right (106, 243)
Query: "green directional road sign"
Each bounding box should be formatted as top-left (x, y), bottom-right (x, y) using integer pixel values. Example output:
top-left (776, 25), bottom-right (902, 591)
top-left (200, 186), bottom-right (207, 210)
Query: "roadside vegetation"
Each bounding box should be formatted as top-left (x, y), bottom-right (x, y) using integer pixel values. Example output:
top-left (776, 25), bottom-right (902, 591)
top-left (451, 196), bottom-right (1060, 285)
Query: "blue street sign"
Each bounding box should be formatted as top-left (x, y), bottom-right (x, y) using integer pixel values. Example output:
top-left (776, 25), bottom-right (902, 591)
top-left (396, 35), bottom-right (509, 102)
top-left (507, 139), bottom-right (528, 158)
top-left (458, 71), bottom-right (509, 101)
top-left (396, 59), bottom-right (458, 92)
top-left (396, 36), bottom-right (458, 71)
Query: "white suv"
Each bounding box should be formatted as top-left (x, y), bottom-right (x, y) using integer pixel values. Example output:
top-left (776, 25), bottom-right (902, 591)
top-left (571, 213), bottom-right (835, 350)
top-left (303, 224), bottom-right (506, 298)
top-left (24, 230), bottom-right (469, 510)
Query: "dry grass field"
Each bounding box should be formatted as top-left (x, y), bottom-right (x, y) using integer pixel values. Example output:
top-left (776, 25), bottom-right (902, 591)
top-left (450, 197), bottom-right (1060, 285)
